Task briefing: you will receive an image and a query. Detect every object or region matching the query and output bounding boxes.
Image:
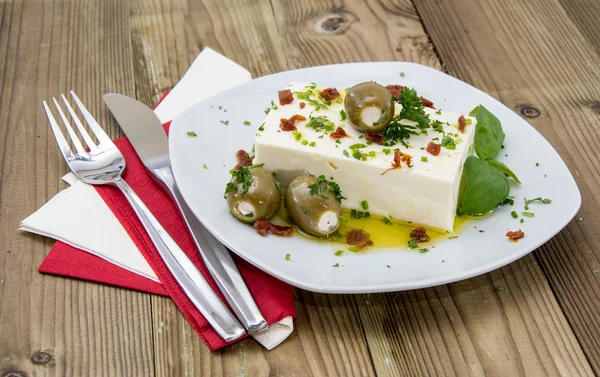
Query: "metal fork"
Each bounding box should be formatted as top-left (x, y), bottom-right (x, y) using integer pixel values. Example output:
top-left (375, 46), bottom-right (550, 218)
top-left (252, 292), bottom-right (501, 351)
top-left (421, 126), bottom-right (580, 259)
top-left (43, 91), bottom-right (246, 342)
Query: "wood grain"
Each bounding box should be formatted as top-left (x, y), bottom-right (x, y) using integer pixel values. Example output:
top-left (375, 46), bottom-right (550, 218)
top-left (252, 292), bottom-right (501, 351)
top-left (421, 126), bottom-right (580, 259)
top-left (414, 0), bottom-right (600, 373)
top-left (0, 0), bottom-right (156, 376)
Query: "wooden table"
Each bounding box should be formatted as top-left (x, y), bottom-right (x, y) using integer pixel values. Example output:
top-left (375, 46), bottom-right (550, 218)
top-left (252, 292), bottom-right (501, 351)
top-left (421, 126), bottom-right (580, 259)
top-left (1, 0), bottom-right (599, 375)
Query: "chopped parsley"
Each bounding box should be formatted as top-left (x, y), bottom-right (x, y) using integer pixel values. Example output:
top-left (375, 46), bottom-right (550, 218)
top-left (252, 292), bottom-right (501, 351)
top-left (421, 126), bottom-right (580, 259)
top-left (335, 250), bottom-right (344, 256)
top-left (243, 120), bottom-right (251, 125)
top-left (351, 209), bottom-right (370, 219)
top-left (332, 263), bottom-right (340, 267)
top-left (400, 72), bottom-right (405, 77)
top-left (524, 197), bottom-right (552, 210)
top-left (224, 164), bottom-right (264, 197)
top-left (408, 238), bottom-right (418, 249)
top-left (340, 109), bottom-right (347, 121)
top-left (187, 131), bottom-right (197, 137)
top-left (271, 100), bottom-right (278, 110)
top-left (419, 248), bottom-right (430, 254)
top-left (220, 120), bottom-right (229, 125)
top-left (306, 115), bottom-right (335, 133)
top-left (308, 175), bottom-right (345, 202)
top-left (264, 107), bottom-right (271, 115)
top-left (536, 162), bottom-right (540, 167)
top-left (285, 254), bottom-right (291, 261)
top-left (435, 109), bottom-right (442, 115)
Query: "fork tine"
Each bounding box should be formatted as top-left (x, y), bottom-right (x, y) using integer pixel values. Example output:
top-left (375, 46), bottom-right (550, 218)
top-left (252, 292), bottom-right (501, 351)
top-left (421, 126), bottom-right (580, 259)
top-left (43, 101), bottom-right (76, 162)
top-left (69, 91), bottom-right (114, 148)
top-left (52, 97), bottom-right (87, 156)
top-left (61, 94), bottom-right (98, 153)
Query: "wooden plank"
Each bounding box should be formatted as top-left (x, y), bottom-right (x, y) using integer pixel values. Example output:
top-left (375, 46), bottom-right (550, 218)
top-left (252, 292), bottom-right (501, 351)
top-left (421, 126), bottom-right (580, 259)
top-left (413, 0), bottom-right (600, 373)
top-left (558, 0), bottom-right (600, 56)
top-left (0, 1), bottom-right (156, 376)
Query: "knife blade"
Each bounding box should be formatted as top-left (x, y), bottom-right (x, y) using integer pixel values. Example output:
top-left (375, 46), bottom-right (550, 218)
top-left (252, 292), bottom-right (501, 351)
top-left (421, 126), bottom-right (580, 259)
top-left (103, 93), bottom-right (267, 333)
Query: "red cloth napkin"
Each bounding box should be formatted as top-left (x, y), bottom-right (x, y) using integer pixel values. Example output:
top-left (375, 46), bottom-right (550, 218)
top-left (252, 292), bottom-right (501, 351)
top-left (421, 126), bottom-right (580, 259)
top-left (39, 93), bottom-right (296, 350)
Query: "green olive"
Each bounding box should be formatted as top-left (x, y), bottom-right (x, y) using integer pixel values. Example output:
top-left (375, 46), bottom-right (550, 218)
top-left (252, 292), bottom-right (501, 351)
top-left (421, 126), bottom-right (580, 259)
top-left (285, 175), bottom-right (341, 237)
top-left (227, 167), bottom-right (280, 223)
top-left (344, 82), bottom-right (395, 133)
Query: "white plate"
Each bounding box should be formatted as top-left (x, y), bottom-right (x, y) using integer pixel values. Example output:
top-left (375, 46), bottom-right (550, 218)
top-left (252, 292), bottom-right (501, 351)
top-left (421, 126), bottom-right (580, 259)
top-left (169, 62), bottom-right (580, 293)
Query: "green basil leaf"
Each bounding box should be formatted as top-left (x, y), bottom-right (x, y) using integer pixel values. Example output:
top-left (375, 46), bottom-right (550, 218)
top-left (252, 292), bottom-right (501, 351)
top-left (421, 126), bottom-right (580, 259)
top-left (469, 106), bottom-right (480, 117)
top-left (458, 156), bottom-right (510, 215)
top-left (488, 160), bottom-right (521, 184)
top-left (474, 105), bottom-right (505, 160)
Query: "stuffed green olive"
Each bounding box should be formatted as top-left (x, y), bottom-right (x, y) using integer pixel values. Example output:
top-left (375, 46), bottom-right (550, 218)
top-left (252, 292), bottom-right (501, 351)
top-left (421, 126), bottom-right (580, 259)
top-left (344, 82), bottom-right (394, 133)
top-left (284, 175), bottom-right (342, 237)
top-left (225, 166), bottom-right (280, 223)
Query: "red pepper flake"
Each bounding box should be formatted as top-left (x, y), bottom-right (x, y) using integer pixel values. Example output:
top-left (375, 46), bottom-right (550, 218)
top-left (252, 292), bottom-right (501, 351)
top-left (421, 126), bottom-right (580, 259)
top-left (278, 89), bottom-right (294, 106)
top-left (410, 227), bottom-right (430, 242)
top-left (346, 229), bottom-right (373, 250)
top-left (458, 115), bottom-right (466, 133)
top-left (421, 97), bottom-right (435, 109)
top-left (365, 131), bottom-right (385, 145)
top-left (426, 141), bottom-right (441, 156)
top-left (299, 102), bottom-right (306, 109)
top-left (329, 127), bottom-right (348, 139)
top-left (506, 229), bottom-right (525, 242)
top-left (321, 87), bottom-right (340, 101)
top-left (385, 85), bottom-right (405, 99)
top-left (235, 149), bottom-right (253, 169)
top-left (254, 219), bottom-right (294, 237)
top-left (279, 114), bottom-right (307, 131)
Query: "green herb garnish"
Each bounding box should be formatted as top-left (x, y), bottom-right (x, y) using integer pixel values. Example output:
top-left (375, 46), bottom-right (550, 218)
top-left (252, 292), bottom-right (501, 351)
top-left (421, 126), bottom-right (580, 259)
top-left (511, 211), bottom-right (518, 218)
top-left (351, 209), bottom-right (370, 219)
top-left (285, 254), bottom-right (291, 261)
top-left (300, 206), bottom-right (307, 214)
top-left (349, 143), bottom-right (367, 149)
top-left (243, 120), bottom-right (251, 125)
top-left (220, 120), bottom-right (229, 125)
top-left (343, 150), bottom-right (349, 158)
top-left (306, 115), bottom-right (335, 133)
top-left (187, 131), bottom-right (197, 137)
top-left (224, 164), bottom-right (264, 198)
top-left (301, 140), bottom-right (308, 146)
top-left (339, 215), bottom-right (348, 222)
top-left (361, 201), bottom-right (369, 210)
top-left (333, 263), bottom-right (340, 267)
top-left (309, 141), bottom-right (316, 147)
top-left (522, 212), bottom-right (535, 217)
top-left (524, 197), bottom-right (552, 209)
top-left (348, 246), bottom-right (358, 252)
top-left (408, 238), bottom-right (418, 249)
top-left (340, 109), bottom-right (347, 121)
top-left (441, 135), bottom-right (456, 150)
top-left (203, 164), bottom-right (208, 169)
top-left (335, 250), bottom-right (344, 256)
top-left (419, 248), bottom-right (429, 254)
top-left (308, 175), bottom-right (345, 202)
top-left (421, 156), bottom-right (428, 162)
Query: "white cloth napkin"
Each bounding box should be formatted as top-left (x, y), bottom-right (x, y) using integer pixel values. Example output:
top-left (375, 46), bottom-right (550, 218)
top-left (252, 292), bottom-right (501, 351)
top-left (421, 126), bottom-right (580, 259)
top-left (21, 47), bottom-right (293, 350)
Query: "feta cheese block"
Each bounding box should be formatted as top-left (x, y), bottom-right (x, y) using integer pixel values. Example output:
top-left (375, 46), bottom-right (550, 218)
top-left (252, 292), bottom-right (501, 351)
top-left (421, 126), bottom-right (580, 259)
top-left (254, 83), bottom-right (476, 232)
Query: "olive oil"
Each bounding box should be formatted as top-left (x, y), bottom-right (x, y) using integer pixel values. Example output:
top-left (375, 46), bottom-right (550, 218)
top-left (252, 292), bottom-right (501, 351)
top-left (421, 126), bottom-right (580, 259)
top-left (333, 211), bottom-right (468, 249)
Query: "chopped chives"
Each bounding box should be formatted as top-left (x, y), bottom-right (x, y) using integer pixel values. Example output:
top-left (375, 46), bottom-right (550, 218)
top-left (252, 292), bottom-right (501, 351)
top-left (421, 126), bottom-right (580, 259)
top-left (301, 140), bottom-right (308, 146)
top-left (421, 156), bottom-right (428, 162)
top-left (511, 211), bottom-right (518, 218)
top-left (348, 246), bottom-right (358, 252)
top-left (309, 141), bottom-right (316, 147)
top-left (243, 120), bottom-right (251, 125)
top-left (339, 215), bottom-right (348, 222)
top-left (361, 201), bottom-right (369, 210)
top-left (186, 131), bottom-right (197, 137)
top-left (335, 250), bottom-right (344, 256)
top-left (285, 254), bottom-right (291, 261)
top-left (522, 212), bottom-right (535, 217)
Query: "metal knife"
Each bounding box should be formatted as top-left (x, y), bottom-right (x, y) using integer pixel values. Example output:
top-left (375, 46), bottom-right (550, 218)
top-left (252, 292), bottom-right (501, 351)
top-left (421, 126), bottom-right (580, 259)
top-left (103, 93), bottom-right (268, 334)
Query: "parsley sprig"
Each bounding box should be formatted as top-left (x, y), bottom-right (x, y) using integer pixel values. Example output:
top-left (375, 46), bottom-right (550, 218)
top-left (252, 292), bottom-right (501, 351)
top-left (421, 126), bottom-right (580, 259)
top-left (307, 175), bottom-right (345, 202)
top-left (224, 164), bottom-right (264, 197)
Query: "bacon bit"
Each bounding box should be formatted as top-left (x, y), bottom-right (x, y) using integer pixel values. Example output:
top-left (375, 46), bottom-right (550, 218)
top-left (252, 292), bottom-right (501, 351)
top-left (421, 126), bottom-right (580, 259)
top-left (278, 89), bottom-right (294, 106)
top-left (329, 127), bottom-right (348, 139)
top-left (279, 114), bottom-right (307, 131)
top-left (458, 115), bottom-right (466, 133)
top-left (382, 151), bottom-right (402, 175)
top-left (254, 219), bottom-right (294, 237)
top-left (365, 131), bottom-right (385, 145)
top-left (421, 97), bottom-right (435, 109)
top-left (299, 102), bottom-right (306, 109)
top-left (346, 229), bottom-right (373, 250)
top-left (328, 162), bottom-right (338, 170)
top-left (426, 141), bottom-right (441, 156)
top-left (410, 227), bottom-right (430, 242)
top-left (381, 151), bottom-right (412, 175)
top-left (506, 229), bottom-right (525, 241)
top-left (385, 85), bottom-right (405, 99)
top-left (235, 149), bottom-right (253, 169)
top-left (321, 87), bottom-right (340, 101)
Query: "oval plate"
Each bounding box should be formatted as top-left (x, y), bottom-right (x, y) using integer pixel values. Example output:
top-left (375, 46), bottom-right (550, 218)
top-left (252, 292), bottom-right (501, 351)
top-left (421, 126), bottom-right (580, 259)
top-left (169, 62), bottom-right (580, 293)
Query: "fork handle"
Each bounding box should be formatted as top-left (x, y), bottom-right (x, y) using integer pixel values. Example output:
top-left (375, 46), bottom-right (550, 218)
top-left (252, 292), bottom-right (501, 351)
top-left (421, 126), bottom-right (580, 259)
top-left (112, 177), bottom-right (246, 342)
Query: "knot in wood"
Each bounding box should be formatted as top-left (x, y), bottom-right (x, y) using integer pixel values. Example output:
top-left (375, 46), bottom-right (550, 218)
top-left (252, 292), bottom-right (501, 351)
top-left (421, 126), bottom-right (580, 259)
top-left (315, 13), bottom-right (349, 34)
top-left (520, 106), bottom-right (540, 118)
top-left (30, 351), bottom-right (52, 365)
top-left (2, 371), bottom-right (28, 377)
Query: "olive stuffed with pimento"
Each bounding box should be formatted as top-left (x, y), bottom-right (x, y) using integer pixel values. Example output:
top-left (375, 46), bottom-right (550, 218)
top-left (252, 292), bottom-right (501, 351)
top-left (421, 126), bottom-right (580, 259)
top-left (285, 175), bottom-right (344, 237)
top-left (344, 82), bottom-right (395, 133)
top-left (225, 164), bottom-right (280, 223)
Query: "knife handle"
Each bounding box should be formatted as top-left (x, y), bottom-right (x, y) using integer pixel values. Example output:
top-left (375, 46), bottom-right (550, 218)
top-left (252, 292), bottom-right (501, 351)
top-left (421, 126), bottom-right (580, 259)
top-left (112, 177), bottom-right (246, 342)
top-left (151, 166), bottom-right (268, 333)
